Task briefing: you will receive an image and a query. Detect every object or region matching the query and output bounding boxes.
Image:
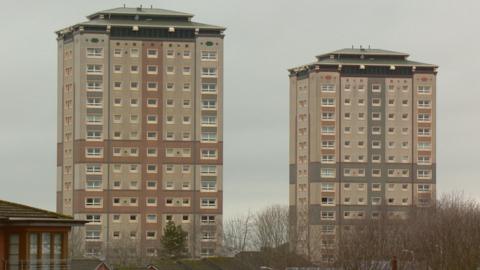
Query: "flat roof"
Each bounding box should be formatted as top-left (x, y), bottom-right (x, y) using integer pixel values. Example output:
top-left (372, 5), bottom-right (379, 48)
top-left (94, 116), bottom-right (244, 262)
top-left (87, 7), bottom-right (194, 19)
top-left (317, 48), bottom-right (410, 58)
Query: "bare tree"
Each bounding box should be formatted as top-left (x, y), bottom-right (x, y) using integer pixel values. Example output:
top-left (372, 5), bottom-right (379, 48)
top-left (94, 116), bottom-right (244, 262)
top-left (335, 192), bottom-right (480, 270)
top-left (107, 237), bottom-right (141, 268)
top-left (252, 205), bottom-right (289, 250)
top-left (222, 211), bottom-right (254, 255)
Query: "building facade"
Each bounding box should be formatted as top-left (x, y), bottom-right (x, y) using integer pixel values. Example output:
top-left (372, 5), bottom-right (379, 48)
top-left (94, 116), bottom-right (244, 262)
top-left (288, 48), bottom-right (437, 263)
top-left (0, 199), bottom-right (85, 270)
top-left (56, 7), bottom-right (224, 259)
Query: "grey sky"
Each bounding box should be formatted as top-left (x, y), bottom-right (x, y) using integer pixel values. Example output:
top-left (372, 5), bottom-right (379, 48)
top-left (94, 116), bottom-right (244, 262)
top-left (0, 0), bottom-right (479, 218)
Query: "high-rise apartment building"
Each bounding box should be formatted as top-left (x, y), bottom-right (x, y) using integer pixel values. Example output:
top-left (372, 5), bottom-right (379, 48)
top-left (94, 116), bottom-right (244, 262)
top-left (289, 48), bottom-right (437, 263)
top-left (56, 7), bottom-right (224, 258)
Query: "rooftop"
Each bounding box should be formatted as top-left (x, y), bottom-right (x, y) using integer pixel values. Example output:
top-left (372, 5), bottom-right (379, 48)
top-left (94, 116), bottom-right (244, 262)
top-left (289, 47), bottom-right (437, 72)
top-left (317, 48), bottom-right (410, 59)
top-left (87, 7), bottom-right (194, 20)
top-left (0, 199), bottom-right (84, 224)
top-left (56, 6), bottom-right (225, 35)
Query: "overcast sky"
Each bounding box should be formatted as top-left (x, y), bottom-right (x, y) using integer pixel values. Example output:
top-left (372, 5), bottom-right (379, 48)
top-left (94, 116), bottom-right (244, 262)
top-left (0, 0), bottom-right (479, 218)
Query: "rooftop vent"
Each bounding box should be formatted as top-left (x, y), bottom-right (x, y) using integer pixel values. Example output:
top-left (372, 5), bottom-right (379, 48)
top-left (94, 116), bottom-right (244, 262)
top-left (168, 27), bottom-right (175, 33)
top-left (137, 5), bottom-right (143, 11)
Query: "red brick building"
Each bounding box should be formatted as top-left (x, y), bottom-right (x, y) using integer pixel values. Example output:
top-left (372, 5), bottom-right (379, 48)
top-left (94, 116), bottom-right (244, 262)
top-left (0, 199), bottom-right (85, 270)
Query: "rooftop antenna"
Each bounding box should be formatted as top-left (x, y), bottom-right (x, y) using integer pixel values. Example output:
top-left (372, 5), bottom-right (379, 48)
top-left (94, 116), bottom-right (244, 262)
top-left (151, 5), bottom-right (153, 9)
top-left (360, 45), bottom-right (363, 50)
top-left (368, 45), bottom-right (371, 49)
top-left (123, 3), bottom-right (126, 8)
top-left (351, 45), bottom-right (354, 49)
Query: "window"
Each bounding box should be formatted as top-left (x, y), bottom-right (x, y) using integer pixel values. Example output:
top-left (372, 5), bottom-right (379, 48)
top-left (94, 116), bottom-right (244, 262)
top-left (86, 64), bottom-right (103, 74)
top-left (201, 198), bottom-right (217, 208)
top-left (166, 66), bottom-right (175, 74)
top-left (183, 50), bottom-right (191, 58)
top-left (147, 115), bottom-right (157, 124)
top-left (321, 126), bottom-right (335, 134)
top-left (418, 170), bottom-right (432, 179)
top-left (147, 65), bottom-right (158, 74)
top-left (320, 84), bottom-right (335, 92)
top-left (86, 131), bottom-right (102, 140)
top-left (113, 82), bottom-right (122, 90)
top-left (146, 197), bottom-right (157, 206)
top-left (201, 165), bottom-right (217, 175)
top-left (87, 81), bottom-right (102, 91)
top-left (87, 48), bottom-right (103, 57)
top-left (322, 112), bottom-right (335, 120)
top-left (321, 98), bottom-right (335, 106)
top-left (130, 65), bottom-right (139, 73)
top-left (418, 128), bottom-right (431, 136)
top-left (372, 197), bottom-right (381, 205)
top-left (146, 214), bottom-right (157, 223)
top-left (321, 183), bottom-right (334, 192)
top-left (147, 181), bottom-right (157, 189)
top-left (201, 215), bottom-right (216, 224)
top-left (147, 49), bottom-right (158, 58)
top-left (146, 231), bottom-right (157, 240)
top-left (320, 168), bottom-right (335, 178)
top-left (85, 230), bottom-right (101, 241)
top-left (418, 156), bottom-right (431, 165)
top-left (86, 164), bottom-right (102, 174)
top-left (418, 184), bottom-right (430, 192)
top-left (130, 81), bottom-right (139, 90)
top-left (167, 49), bottom-right (174, 58)
top-left (202, 83), bottom-right (217, 93)
top-left (418, 114), bottom-right (431, 122)
top-left (201, 232), bottom-right (215, 241)
top-left (321, 211), bottom-right (335, 220)
top-left (321, 141), bottom-right (335, 149)
top-left (201, 51), bottom-right (217, 60)
top-left (372, 183), bottom-right (381, 191)
top-left (147, 164), bottom-right (157, 173)
top-left (321, 197), bottom-right (335, 205)
top-left (113, 48), bottom-right (122, 57)
top-left (371, 84), bottom-right (381, 92)
top-left (417, 85), bottom-right (431, 94)
top-left (202, 116), bottom-right (217, 126)
top-left (147, 131), bottom-right (157, 140)
top-left (86, 214), bottom-right (101, 224)
top-left (147, 99), bottom-right (158, 107)
top-left (183, 66), bottom-right (191, 74)
top-left (418, 142), bottom-right (432, 150)
top-left (201, 149), bottom-right (217, 159)
top-left (321, 155), bottom-right (334, 164)
top-left (372, 112), bottom-right (381, 120)
top-left (201, 132), bottom-right (217, 142)
top-left (147, 82), bottom-right (158, 91)
top-left (202, 100), bottom-right (217, 109)
top-left (183, 116), bottom-right (191, 124)
top-left (85, 198), bottom-right (102, 207)
top-left (86, 148), bottom-right (102, 157)
top-left (130, 48), bottom-right (139, 57)
top-left (86, 98), bottom-right (102, 108)
top-left (86, 180), bottom-right (102, 190)
top-left (202, 67), bottom-right (217, 77)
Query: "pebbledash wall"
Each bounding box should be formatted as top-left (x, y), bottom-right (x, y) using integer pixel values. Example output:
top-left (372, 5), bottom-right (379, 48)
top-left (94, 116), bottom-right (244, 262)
top-left (56, 7), bottom-right (225, 259)
top-left (288, 48), bottom-right (437, 263)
